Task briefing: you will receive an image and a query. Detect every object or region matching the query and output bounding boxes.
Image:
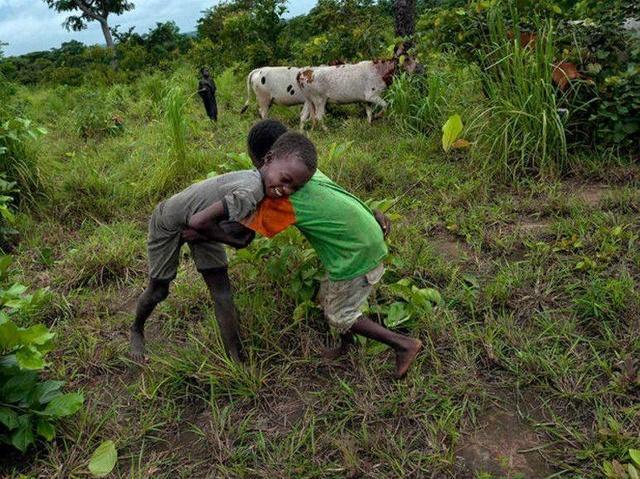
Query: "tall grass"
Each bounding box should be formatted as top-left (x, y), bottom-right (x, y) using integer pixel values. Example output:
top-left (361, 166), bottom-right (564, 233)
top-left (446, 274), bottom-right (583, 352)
top-left (146, 84), bottom-right (192, 195)
top-left (469, 10), bottom-right (568, 179)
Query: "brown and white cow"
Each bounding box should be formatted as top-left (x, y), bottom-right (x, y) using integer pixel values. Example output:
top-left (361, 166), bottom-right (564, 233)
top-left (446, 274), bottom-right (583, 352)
top-left (240, 66), bottom-right (312, 128)
top-left (296, 53), bottom-right (421, 128)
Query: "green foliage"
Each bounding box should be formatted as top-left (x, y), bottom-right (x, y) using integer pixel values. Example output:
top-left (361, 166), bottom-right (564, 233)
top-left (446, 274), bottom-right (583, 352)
top-left (470, 11), bottom-right (568, 178)
top-left (0, 116), bottom-right (46, 203)
top-left (0, 254), bottom-right (83, 452)
top-left (88, 440), bottom-right (118, 477)
top-left (57, 222), bottom-right (145, 289)
top-left (73, 89), bottom-right (125, 140)
top-left (197, 0), bottom-right (288, 68)
top-left (0, 175), bottom-right (19, 249)
top-left (441, 113), bottom-right (463, 151)
top-left (378, 278), bottom-right (443, 328)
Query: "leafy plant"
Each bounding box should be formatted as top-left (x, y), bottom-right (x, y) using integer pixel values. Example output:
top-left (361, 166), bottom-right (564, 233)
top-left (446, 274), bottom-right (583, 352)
top-left (377, 278), bottom-right (443, 328)
top-left (0, 255), bottom-right (84, 452)
top-left (603, 448), bottom-right (640, 478)
top-left (89, 440), bottom-right (118, 477)
top-left (442, 113), bottom-right (463, 152)
top-left (0, 116), bottom-right (46, 203)
top-left (0, 174), bottom-right (18, 250)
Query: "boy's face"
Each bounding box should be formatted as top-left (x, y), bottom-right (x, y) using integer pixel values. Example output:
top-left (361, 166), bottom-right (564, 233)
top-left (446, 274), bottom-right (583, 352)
top-left (260, 153), bottom-right (313, 199)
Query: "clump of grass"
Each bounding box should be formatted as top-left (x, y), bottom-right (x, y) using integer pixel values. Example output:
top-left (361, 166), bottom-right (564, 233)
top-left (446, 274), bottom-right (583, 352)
top-left (145, 84), bottom-right (193, 195)
top-left (56, 222), bottom-right (145, 289)
top-left (469, 10), bottom-right (568, 179)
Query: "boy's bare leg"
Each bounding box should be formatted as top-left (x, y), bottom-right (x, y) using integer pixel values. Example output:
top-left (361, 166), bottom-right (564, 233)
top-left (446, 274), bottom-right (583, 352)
top-left (130, 278), bottom-right (171, 361)
top-left (201, 267), bottom-right (244, 363)
top-left (349, 317), bottom-right (422, 378)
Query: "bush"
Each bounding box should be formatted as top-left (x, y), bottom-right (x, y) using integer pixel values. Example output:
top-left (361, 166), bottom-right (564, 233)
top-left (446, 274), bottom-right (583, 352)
top-left (0, 255), bottom-right (83, 452)
top-left (0, 116), bottom-right (46, 204)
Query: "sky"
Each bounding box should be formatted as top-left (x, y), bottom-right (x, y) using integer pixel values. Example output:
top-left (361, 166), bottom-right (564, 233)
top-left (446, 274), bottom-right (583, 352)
top-left (0, 0), bottom-right (316, 57)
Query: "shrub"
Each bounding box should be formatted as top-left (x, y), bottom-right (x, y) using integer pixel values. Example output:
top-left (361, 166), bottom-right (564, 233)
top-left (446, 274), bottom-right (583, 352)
top-left (0, 255), bottom-right (83, 452)
top-left (0, 116), bottom-right (46, 204)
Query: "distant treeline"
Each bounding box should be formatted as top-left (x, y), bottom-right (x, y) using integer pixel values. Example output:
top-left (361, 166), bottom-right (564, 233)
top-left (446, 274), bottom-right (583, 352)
top-left (0, 0), bottom-right (467, 87)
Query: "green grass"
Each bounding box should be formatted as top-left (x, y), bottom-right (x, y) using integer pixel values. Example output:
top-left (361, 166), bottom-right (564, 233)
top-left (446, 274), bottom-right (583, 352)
top-left (2, 62), bottom-right (639, 478)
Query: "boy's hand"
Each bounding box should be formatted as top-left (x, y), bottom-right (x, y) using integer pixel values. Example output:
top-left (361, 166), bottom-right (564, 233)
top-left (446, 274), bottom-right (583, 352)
top-left (182, 227), bottom-right (206, 243)
top-left (373, 210), bottom-right (391, 238)
top-left (219, 221), bottom-right (255, 249)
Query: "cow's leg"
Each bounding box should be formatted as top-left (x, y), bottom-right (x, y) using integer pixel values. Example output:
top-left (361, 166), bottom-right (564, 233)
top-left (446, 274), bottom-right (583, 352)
top-left (370, 96), bottom-right (388, 120)
top-left (299, 100), bottom-right (312, 130)
top-left (256, 92), bottom-right (271, 119)
top-left (365, 104), bottom-right (373, 124)
top-left (314, 98), bottom-right (328, 131)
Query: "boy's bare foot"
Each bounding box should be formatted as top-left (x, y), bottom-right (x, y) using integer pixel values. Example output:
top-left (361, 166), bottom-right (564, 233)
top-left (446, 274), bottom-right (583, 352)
top-left (130, 329), bottom-right (147, 362)
top-left (394, 338), bottom-right (423, 379)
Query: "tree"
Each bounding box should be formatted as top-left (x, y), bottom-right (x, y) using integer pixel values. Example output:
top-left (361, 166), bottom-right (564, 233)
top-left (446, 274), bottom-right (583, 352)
top-left (393, 0), bottom-right (416, 38)
top-left (0, 41), bottom-right (6, 58)
top-left (43, 1), bottom-right (135, 49)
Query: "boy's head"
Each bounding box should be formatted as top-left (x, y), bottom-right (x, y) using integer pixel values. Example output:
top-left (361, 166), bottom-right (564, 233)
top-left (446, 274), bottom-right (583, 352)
top-left (247, 119), bottom-right (287, 168)
top-left (200, 67), bottom-right (211, 77)
top-left (260, 132), bottom-right (317, 199)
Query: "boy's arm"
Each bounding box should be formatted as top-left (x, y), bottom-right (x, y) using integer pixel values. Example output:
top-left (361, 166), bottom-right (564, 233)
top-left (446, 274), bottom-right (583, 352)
top-left (373, 209), bottom-right (391, 239)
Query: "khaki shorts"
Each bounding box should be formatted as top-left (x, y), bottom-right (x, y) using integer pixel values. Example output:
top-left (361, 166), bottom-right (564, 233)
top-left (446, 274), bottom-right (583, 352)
top-left (147, 202), bottom-right (227, 280)
top-left (317, 263), bottom-right (385, 332)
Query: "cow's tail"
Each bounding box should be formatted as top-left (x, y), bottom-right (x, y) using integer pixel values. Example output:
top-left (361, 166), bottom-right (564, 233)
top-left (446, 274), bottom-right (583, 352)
top-left (240, 70), bottom-right (256, 114)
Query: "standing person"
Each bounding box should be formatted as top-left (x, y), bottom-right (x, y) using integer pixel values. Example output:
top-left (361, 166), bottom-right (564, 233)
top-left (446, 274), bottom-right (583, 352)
top-left (198, 67), bottom-right (218, 121)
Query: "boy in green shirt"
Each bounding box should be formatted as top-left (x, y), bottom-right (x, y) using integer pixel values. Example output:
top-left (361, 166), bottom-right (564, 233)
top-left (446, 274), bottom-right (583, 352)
top-left (187, 120), bottom-right (422, 378)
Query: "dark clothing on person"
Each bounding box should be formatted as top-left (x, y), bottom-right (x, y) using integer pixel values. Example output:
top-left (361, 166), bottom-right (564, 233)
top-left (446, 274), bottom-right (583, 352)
top-left (198, 77), bottom-right (217, 121)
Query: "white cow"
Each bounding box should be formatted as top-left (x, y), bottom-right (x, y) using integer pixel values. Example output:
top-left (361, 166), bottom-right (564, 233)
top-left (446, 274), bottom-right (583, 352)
top-left (296, 55), bottom-right (420, 128)
top-left (240, 66), bottom-right (312, 128)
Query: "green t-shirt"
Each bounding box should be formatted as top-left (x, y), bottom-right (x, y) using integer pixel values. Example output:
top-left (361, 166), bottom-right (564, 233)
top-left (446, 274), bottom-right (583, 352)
top-left (244, 170), bottom-right (387, 281)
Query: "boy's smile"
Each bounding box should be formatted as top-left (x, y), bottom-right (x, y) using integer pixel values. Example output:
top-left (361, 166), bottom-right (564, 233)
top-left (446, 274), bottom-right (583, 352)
top-left (261, 153), bottom-right (314, 199)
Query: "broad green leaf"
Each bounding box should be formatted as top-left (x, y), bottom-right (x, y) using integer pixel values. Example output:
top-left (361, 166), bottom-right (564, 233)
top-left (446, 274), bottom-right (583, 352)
top-left (43, 392), bottom-right (84, 418)
top-left (0, 370), bottom-right (38, 403)
top-left (0, 318), bottom-right (20, 349)
top-left (0, 255), bottom-right (12, 275)
top-left (19, 324), bottom-right (55, 346)
top-left (629, 463), bottom-right (639, 479)
top-left (89, 440), bottom-right (118, 477)
top-left (386, 302), bottom-right (411, 328)
top-left (631, 449), bottom-right (640, 467)
top-left (442, 114), bottom-right (463, 152)
top-left (11, 416), bottom-right (34, 452)
top-left (16, 346), bottom-right (45, 370)
top-left (0, 406), bottom-right (19, 430)
top-left (32, 380), bottom-right (65, 405)
top-left (36, 419), bottom-right (55, 441)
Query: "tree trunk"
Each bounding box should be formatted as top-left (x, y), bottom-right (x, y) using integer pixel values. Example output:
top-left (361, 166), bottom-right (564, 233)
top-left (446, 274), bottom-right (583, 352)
top-left (393, 0), bottom-right (416, 38)
top-left (99, 19), bottom-right (115, 49)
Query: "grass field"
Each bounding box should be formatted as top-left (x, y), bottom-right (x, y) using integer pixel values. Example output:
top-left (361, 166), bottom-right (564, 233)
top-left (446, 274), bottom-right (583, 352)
top-left (2, 63), bottom-right (639, 478)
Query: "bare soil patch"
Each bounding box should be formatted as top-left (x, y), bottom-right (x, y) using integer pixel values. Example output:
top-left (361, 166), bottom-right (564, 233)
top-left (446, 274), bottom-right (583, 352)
top-left (431, 234), bottom-right (474, 261)
top-left (568, 183), bottom-right (610, 207)
top-left (457, 399), bottom-right (553, 478)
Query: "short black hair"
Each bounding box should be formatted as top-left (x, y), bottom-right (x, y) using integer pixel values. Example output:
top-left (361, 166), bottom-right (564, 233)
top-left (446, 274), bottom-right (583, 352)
top-left (247, 119), bottom-right (288, 167)
top-left (269, 132), bottom-right (317, 173)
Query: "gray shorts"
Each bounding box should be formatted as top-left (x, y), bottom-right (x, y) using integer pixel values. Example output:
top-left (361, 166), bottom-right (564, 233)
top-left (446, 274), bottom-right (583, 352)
top-left (147, 202), bottom-right (227, 280)
top-left (317, 263), bottom-right (385, 332)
